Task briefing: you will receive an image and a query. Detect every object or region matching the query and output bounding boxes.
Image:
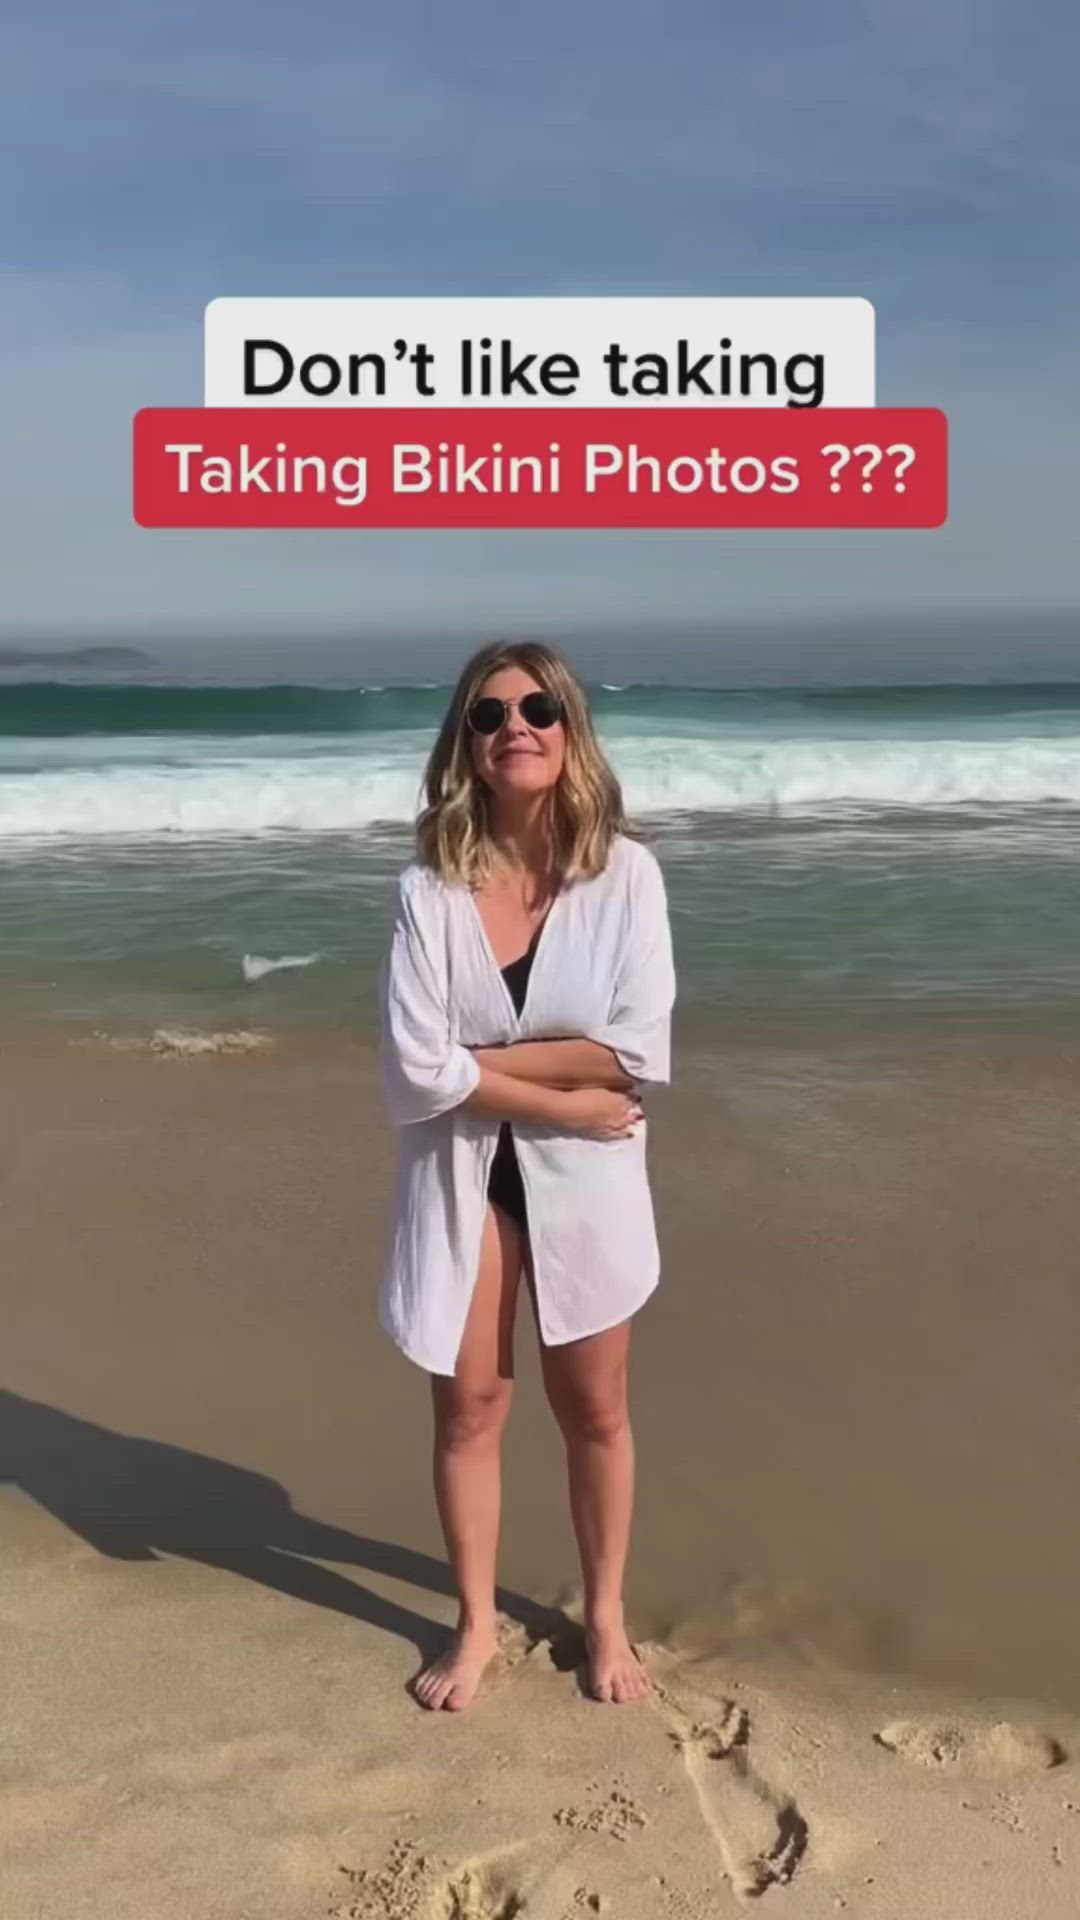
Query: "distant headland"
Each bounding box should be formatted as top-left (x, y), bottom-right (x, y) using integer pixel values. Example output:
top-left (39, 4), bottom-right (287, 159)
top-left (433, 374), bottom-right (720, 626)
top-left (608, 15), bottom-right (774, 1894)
top-left (0, 646), bottom-right (157, 669)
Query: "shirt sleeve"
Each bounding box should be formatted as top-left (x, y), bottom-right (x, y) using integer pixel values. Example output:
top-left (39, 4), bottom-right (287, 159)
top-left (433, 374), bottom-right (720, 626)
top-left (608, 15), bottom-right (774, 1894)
top-left (378, 872), bottom-right (482, 1126)
top-left (586, 845), bottom-right (676, 1084)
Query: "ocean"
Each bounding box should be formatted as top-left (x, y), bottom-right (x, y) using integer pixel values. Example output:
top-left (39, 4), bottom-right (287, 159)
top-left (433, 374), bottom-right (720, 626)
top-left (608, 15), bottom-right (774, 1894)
top-left (2, 678), bottom-right (1080, 1038)
top-left (6, 676), bottom-right (1080, 1719)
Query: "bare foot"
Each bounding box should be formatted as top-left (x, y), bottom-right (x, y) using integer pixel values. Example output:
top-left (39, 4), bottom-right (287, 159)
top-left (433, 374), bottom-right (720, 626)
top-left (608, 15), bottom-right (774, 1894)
top-left (586, 1621), bottom-right (653, 1704)
top-left (413, 1622), bottom-right (499, 1712)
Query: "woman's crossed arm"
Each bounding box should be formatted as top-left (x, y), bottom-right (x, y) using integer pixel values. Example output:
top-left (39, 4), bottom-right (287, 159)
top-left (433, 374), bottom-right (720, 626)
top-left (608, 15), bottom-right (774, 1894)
top-left (467, 1038), bottom-right (634, 1092)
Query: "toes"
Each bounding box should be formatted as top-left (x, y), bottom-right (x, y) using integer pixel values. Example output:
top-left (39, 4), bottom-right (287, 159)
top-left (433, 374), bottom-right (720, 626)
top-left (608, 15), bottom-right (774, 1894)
top-left (607, 1658), bottom-right (651, 1704)
top-left (412, 1627), bottom-right (500, 1713)
top-left (415, 1656), bottom-right (486, 1712)
top-left (414, 1666), bottom-right (451, 1709)
top-left (586, 1629), bottom-right (652, 1703)
top-left (626, 1657), bottom-right (651, 1700)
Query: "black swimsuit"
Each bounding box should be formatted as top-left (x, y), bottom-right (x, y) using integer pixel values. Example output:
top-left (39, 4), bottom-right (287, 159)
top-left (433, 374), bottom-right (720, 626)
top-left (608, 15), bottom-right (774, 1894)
top-left (486, 927), bottom-right (541, 1232)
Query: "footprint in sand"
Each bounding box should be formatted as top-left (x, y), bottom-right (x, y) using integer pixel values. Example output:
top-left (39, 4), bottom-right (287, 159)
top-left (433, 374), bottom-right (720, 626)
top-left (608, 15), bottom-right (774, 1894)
top-left (874, 1717), bottom-right (1067, 1775)
top-left (331, 1836), bottom-right (433, 1918)
top-left (656, 1687), bottom-right (809, 1901)
top-left (436, 1862), bottom-right (526, 1919)
top-left (554, 1774), bottom-right (649, 1843)
top-left (332, 1842), bottom-right (527, 1920)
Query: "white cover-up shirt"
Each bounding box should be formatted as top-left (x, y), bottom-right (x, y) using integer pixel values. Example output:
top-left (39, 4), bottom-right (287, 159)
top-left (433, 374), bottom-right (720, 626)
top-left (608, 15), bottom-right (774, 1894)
top-left (377, 833), bottom-right (676, 1375)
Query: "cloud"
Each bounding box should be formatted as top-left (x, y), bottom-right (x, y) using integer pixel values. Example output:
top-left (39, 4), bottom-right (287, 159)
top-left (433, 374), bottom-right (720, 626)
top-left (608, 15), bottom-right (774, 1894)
top-left (4, 3), bottom-right (1078, 300)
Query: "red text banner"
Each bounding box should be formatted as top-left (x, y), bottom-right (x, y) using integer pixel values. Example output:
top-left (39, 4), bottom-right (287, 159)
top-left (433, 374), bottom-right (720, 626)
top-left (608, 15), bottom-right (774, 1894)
top-left (134, 407), bottom-right (946, 529)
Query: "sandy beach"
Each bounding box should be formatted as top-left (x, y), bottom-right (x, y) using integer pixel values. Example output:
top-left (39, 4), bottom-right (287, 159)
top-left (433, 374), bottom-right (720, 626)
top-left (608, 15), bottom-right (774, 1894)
top-left (4, 1020), bottom-right (1080, 1915)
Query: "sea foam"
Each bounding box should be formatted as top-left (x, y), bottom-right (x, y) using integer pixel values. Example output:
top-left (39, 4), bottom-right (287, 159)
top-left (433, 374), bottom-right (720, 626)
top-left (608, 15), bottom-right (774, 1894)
top-left (4, 732), bottom-right (1080, 837)
top-left (241, 952), bottom-right (323, 982)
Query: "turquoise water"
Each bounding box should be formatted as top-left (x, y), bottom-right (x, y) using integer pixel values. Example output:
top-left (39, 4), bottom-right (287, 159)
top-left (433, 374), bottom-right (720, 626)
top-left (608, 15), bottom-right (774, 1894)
top-left (2, 680), bottom-right (1080, 1033)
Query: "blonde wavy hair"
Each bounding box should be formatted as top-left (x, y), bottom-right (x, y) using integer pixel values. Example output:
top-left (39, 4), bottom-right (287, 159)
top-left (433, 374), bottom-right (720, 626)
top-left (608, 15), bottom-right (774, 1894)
top-left (415, 640), bottom-right (641, 886)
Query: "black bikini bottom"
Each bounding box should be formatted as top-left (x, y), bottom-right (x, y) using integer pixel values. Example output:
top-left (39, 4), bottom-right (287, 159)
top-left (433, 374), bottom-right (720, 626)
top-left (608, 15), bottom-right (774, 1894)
top-left (487, 1123), bottom-right (528, 1231)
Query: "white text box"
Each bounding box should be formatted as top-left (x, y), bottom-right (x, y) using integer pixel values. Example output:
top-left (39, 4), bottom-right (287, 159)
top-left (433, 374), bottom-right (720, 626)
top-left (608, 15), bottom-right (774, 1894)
top-left (204, 297), bottom-right (875, 409)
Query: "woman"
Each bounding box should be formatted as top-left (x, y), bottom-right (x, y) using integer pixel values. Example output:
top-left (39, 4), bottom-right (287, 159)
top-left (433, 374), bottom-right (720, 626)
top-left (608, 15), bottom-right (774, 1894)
top-left (378, 639), bottom-right (675, 1713)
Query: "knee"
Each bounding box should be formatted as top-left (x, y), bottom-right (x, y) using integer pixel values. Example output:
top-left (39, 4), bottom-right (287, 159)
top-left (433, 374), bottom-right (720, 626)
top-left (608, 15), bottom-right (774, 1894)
top-left (549, 1383), bottom-right (628, 1447)
top-left (435, 1380), bottom-right (512, 1451)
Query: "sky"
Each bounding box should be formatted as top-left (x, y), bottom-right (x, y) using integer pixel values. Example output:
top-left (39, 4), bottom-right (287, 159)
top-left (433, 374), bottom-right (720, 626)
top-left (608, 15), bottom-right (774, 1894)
top-left (1, 0), bottom-right (1078, 680)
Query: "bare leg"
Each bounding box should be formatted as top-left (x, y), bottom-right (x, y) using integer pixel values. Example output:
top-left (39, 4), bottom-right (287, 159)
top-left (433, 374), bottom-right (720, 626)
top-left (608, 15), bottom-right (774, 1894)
top-left (539, 1314), bottom-right (650, 1703)
top-left (413, 1202), bottom-right (523, 1711)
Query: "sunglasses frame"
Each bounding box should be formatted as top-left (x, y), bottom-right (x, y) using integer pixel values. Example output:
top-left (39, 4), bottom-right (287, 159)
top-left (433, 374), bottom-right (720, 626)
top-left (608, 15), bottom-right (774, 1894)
top-left (465, 690), bottom-right (564, 736)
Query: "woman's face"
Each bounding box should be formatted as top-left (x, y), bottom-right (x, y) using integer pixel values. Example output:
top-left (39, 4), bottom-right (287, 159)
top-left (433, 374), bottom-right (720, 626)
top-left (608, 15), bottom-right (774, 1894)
top-left (467, 664), bottom-right (566, 802)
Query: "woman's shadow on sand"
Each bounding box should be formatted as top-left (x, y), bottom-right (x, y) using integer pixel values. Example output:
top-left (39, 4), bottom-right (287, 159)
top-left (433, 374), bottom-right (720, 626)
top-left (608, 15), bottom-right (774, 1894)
top-left (0, 1388), bottom-right (574, 1677)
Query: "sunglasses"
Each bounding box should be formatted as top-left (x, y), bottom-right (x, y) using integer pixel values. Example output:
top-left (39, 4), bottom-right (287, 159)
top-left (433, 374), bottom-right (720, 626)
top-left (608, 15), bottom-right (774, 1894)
top-left (465, 690), bottom-right (564, 735)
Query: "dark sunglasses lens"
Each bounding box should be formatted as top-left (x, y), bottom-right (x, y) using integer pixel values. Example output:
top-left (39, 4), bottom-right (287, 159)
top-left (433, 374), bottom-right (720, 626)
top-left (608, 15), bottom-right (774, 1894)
top-left (520, 692), bottom-right (562, 729)
top-left (467, 698), bottom-right (505, 735)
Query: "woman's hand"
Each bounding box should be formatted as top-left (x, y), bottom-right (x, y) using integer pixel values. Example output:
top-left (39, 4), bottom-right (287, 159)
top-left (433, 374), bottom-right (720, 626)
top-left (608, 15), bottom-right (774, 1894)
top-left (558, 1086), bottom-right (644, 1139)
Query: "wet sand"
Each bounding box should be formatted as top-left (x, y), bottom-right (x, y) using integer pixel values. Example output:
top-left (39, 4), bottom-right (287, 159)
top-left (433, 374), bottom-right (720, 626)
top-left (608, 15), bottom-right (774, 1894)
top-left (3, 1019), bottom-right (1080, 1914)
